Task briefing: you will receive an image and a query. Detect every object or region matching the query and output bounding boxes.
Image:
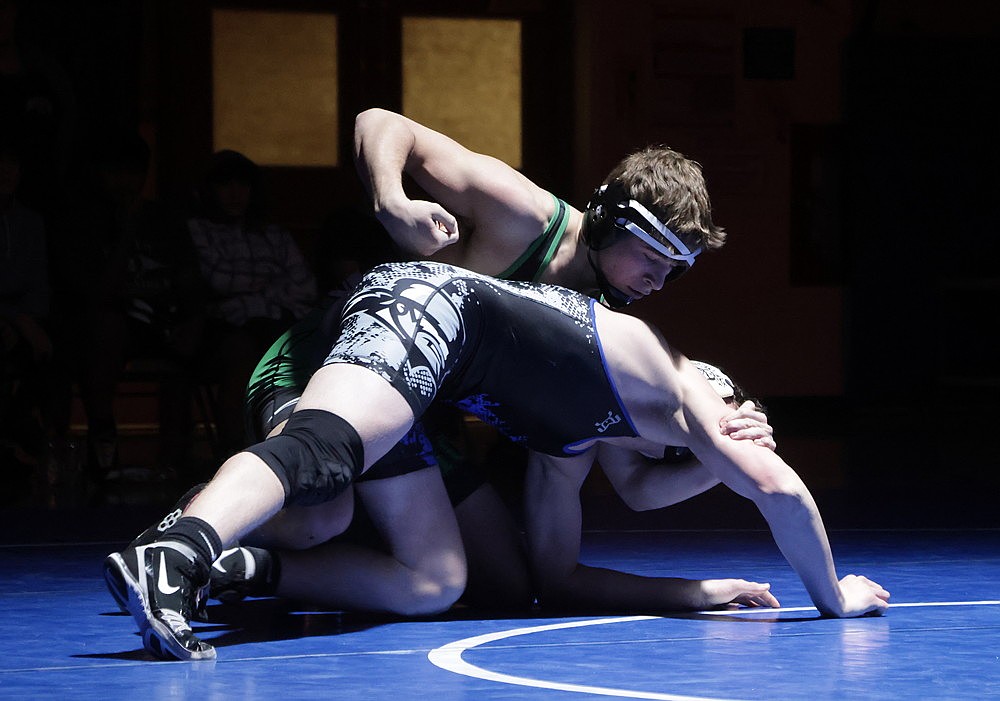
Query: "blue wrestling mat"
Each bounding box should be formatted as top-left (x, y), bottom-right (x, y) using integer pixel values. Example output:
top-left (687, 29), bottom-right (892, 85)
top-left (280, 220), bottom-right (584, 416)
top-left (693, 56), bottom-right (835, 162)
top-left (1, 529), bottom-right (997, 700)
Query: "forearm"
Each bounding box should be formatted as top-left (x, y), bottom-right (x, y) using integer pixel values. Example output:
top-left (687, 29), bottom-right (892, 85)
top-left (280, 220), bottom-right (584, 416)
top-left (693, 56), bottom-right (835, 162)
top-left (538, 565), bottom-right (711, 613)
top-left (354, 108), bottom-right (413, 213)
top-left (755, 487), bottom-right (844, 616)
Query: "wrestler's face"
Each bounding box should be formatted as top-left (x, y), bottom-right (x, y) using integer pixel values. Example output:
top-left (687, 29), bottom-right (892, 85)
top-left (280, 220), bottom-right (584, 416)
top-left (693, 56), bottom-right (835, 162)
top-left (598, 235), bottom-right (683, 300)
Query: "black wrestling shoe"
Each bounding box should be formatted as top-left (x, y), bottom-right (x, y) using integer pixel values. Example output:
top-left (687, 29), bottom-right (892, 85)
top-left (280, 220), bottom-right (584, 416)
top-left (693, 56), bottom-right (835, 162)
top-left (106, 483), bottom-right (210, 616)
top-left (210, 546), bottom-right (277, 603)
top-left (103, 541), bottom-right (216, 661)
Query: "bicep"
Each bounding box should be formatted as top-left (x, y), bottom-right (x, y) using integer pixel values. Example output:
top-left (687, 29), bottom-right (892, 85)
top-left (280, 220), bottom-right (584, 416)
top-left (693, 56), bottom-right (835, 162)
top-left (405, 123), bottom-right (550, 235)
top-left (681, 399), bottom-right (802, 502)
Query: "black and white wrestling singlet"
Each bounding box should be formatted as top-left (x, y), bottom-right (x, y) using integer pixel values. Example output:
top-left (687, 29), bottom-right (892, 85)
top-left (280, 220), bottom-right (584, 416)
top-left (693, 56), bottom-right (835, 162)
top-left (325, 261), bottom-right (638, 456)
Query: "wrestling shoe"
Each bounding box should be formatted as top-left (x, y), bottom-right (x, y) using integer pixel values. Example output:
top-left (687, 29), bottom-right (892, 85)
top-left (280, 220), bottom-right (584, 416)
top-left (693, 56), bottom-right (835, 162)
top-left (106, 483), bottom-right (210, 616)
top-left (103, 541), bottom-right (216, 661)
top-left (210, 546), bottom-right (279, 603)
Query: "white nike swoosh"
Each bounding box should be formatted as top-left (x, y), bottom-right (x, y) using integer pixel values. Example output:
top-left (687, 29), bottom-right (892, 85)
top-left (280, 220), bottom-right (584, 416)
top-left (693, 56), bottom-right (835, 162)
top-left (157, 552), bottom-right (181, 595)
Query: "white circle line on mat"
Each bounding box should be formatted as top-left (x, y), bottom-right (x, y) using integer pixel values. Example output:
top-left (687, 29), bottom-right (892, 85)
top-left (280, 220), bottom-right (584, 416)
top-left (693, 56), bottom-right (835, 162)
top-left (427, 601), bottom-right (1000, 699)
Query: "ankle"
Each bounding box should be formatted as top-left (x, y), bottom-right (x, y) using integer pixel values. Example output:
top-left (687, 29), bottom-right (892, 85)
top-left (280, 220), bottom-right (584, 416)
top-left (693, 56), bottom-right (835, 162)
top-left (161, 516), bottom-right (223, 580)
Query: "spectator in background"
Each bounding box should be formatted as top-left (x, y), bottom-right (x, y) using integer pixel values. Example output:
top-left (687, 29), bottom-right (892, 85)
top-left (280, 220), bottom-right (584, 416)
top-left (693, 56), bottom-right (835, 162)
top-left (0, 0), bottom-right (76, 221)
top-left (49, 126), bottom-right (204, 485)
top-left (0, 130), bottom-right (50, 495)
top-left (187, 150), bottom-right (316, 457)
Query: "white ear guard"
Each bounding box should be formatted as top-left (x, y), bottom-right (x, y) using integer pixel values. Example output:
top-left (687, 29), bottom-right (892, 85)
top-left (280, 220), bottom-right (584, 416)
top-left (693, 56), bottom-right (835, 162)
top-left (590, 183), bottom-right (704, 271)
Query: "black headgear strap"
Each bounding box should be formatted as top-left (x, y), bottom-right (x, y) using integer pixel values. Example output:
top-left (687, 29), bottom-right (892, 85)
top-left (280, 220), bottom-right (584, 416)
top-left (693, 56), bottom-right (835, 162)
top-left (583, 181), bottom-right (704, 306)
top-left (586, 244), bottom-right (633, 308)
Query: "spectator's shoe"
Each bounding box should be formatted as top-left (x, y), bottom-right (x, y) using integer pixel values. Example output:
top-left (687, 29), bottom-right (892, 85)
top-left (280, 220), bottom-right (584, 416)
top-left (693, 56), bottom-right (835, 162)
top-left (210, 546), bottom-right (276, 603)
top-left (103, 542), bottom-right (216, 661)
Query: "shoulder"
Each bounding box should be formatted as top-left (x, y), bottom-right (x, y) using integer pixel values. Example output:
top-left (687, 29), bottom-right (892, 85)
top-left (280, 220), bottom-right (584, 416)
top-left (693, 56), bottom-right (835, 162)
top-left (592, 303), bottom-right (665, 348)
top-left (592, 309), bottom-right (690, 439)
top-left (458, 187), bottom-right (562, 270)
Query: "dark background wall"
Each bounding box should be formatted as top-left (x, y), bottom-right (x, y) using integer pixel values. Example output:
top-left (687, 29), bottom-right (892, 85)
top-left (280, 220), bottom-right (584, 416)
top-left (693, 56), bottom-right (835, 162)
top-left (11, 0), bottom-right (1000, 524)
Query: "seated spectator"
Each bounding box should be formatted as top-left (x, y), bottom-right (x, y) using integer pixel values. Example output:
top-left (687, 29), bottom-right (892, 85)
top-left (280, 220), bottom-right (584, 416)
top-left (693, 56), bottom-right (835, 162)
top-left (187, 150), bottom-right (316, 457)
top-left (49, 126), bottom-right (205, 484)
top-left (0, 131), bottom-right (50, 496)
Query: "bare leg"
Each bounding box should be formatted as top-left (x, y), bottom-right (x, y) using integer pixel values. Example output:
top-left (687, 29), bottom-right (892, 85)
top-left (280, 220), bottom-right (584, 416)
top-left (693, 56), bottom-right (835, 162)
top-left (276, 466), bottom-right (466, 615)
top-left (106, 362), bottom-right (416, 662)
top-left (182, 452), bottom-right (286, 545)
top-left (248, 489), bottom-right (355, 550)
top-left (184, 364), bottom-right (414, 546)
top-left (234, 417), bottom-right (358, 550)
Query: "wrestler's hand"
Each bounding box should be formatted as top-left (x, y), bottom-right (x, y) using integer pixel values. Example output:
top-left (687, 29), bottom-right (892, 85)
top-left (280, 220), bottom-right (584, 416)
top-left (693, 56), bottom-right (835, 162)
top-left (720, 400), bottom-right (775, 451)
top-left (831, 574), bottom-right (890, 618)
top-left (376, 198), bottom-right (459, 256)
top-left (701, 579), bottom-right (780, 609)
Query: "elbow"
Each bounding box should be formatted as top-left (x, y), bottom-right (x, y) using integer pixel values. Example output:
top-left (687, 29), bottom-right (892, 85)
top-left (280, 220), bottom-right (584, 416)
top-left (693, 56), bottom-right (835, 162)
top-left (746, 458), bottom-right (810, 507)
top-left (355, 107), bottom-right (392, 135)
top-left (354, 109), bottom-right (382, 156)
top-left (355, 107), bottom-right (381, 127)
top-left (755, 479), bottom-right (813, 525)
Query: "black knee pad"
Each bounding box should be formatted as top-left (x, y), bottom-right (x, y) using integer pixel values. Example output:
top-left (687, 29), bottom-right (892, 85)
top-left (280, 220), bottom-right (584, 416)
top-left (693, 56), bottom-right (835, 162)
top-left (244, 409), bottom-right (364, 507)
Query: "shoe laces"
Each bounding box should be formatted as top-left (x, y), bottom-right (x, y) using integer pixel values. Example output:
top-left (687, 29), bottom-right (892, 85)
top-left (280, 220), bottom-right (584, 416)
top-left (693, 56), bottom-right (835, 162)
top-left (158, 608), bottom-right (193, 634)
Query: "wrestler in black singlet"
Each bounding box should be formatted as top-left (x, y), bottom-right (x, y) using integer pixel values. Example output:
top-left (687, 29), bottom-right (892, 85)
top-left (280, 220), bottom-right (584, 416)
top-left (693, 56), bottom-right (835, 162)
top-left (245, 199), bottom-right (579, 488)
top-left (325, 261), bottom-right (639, 457)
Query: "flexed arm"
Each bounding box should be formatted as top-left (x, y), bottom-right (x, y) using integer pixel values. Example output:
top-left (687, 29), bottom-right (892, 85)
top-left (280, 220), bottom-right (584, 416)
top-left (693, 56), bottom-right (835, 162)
top-left (353, 108), bottom-right (554, 264)
top-left (354, 109), bottom-right (458, 255)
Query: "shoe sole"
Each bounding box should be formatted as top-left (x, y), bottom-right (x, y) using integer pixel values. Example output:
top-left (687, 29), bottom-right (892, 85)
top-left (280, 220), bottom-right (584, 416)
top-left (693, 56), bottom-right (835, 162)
top-left (103, 556), bottom-right (130, 614)
top-left (103, 552), bottom-right (217, 661)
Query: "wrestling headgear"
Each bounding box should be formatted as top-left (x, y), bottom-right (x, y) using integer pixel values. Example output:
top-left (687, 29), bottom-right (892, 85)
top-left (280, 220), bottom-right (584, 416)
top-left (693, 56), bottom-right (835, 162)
top-left (584, 181), bottom-right (704, 307)
top-left (691, 360), bottom-right (736, 400)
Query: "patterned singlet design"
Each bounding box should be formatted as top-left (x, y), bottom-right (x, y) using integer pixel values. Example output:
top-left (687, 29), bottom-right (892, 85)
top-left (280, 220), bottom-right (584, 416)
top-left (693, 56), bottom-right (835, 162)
top-left (324, 261), bottom-right (638, 456)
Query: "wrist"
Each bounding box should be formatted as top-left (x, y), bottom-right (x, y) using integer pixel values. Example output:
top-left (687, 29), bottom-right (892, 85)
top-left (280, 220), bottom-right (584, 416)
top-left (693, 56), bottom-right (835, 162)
top-left (373, 191), bottom-right (407, 220)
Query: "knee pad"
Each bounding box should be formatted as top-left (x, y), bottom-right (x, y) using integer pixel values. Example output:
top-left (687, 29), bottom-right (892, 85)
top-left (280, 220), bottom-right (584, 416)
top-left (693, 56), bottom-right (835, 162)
top-left (245, 409), bottom-right (364, 507)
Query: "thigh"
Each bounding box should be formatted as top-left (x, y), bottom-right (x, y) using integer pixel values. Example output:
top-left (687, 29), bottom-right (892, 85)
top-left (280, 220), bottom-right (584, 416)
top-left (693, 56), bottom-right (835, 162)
top-left (355, 466), bottom-right (464, 574)
top-left (294, 363), bottom-right (415, 470)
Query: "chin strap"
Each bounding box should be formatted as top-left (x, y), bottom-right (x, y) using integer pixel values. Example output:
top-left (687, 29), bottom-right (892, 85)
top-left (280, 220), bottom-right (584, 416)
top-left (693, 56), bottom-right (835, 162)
top-left (587, 247), bottom-right (632, 308)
